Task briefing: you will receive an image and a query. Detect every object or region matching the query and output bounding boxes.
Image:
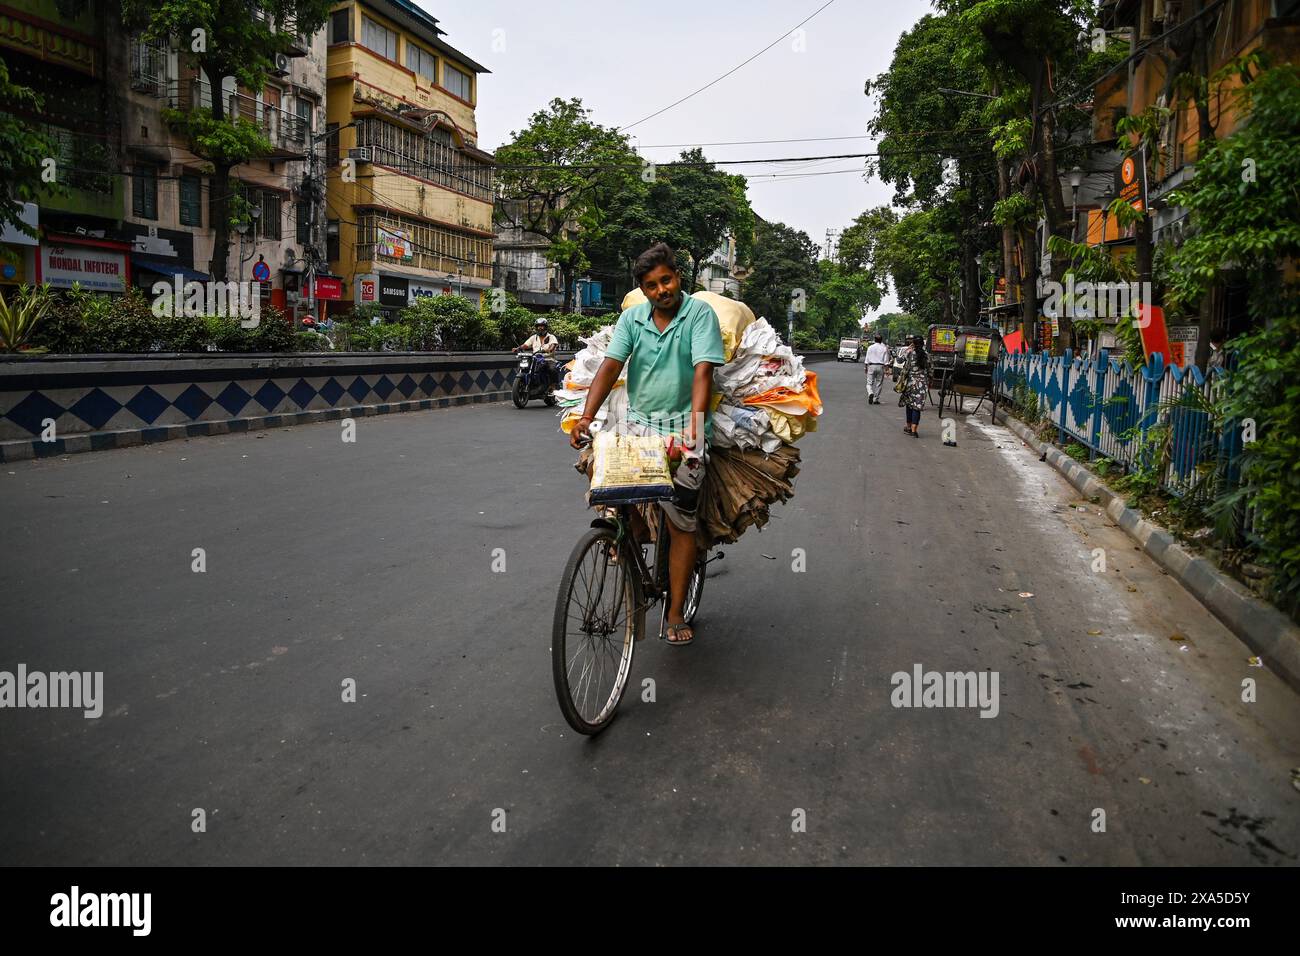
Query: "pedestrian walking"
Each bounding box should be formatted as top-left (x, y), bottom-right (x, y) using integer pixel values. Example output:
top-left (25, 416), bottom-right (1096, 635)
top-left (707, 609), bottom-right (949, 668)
top-left (1207, 327), bottom-right (1228, 373)
top-left (863, 334), bottom-right (891, 405)
top-left (898, 335), bottom-right (928, 437)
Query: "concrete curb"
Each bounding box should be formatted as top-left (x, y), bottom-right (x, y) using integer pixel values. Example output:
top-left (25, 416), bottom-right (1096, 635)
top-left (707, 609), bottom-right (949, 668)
top-left (0, 390), bottom-right (513, 463)
top-left (997, 410), bottom-right (1300, 695)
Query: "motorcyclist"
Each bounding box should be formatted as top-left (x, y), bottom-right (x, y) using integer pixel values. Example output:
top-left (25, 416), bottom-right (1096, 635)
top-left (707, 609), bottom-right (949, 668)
top-left (513, 318), bottom-right (560, 388)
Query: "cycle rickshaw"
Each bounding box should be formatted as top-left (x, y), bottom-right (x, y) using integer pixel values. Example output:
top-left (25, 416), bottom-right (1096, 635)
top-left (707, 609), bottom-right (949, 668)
top-left (927, 324), bottom-right (1003, 416)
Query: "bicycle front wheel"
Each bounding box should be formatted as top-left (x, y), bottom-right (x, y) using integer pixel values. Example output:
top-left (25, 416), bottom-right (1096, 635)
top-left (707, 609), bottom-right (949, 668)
top-left (552, 526), bottom-right (638, 735)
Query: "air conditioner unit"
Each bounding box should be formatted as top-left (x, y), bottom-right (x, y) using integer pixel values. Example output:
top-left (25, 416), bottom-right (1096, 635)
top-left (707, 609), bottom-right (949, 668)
top-left (271, 53), bottom-right (290, 77)
top-left (348, 147), bottom-right (372, 164)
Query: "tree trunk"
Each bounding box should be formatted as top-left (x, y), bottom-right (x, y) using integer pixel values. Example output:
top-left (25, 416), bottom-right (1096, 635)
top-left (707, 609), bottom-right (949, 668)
top-left (210, 164), bottom-right (232, 282)
top-left (1019, 219), bottom-right (1039, 349)
top-left (560, 261), bottom-right (574, 313)
top-left (996, 157), bottom-right (1017, 317)
top-left (205, 65), bottom-right (232, 282)
top-left (1037, 106), bottom-right (1074, 351)
top-left (1135, 210), bottom-right (1153, 334)
top-left (960, 231), bottom-right (980, 326)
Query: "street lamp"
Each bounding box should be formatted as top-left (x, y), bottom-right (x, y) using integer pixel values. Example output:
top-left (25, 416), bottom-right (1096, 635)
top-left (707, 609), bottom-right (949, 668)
top-left (1068, 166), bottom-right (1085, 241)
top-left (237, 205), bottom-right (262, 282)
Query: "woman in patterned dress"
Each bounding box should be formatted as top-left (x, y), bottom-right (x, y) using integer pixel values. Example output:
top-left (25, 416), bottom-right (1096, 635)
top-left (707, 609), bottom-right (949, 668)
top-left (901, 335), bottom-right (928, 437)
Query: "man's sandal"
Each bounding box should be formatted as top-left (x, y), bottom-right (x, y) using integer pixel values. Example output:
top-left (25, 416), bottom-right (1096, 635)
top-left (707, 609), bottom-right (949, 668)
top-left (665, 623), bottom-right (694, 646)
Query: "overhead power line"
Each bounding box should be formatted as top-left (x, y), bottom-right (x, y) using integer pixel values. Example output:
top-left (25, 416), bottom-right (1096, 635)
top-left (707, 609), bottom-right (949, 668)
top-left (618, 0), bottom-right (839, 132)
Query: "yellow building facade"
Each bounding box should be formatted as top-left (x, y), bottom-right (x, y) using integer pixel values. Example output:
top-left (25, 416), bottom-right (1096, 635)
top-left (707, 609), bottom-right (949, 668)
top-left (324, 0), bottom-right (493, 317)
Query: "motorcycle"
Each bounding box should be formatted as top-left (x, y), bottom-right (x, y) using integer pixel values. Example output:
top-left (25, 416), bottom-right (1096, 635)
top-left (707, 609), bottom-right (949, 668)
top-left (512, 351), bottom-right (558, 408)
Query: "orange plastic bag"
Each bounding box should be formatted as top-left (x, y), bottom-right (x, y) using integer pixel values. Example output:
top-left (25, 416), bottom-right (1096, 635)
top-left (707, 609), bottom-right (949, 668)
top-left (741, 370), bottom-right (823, 416)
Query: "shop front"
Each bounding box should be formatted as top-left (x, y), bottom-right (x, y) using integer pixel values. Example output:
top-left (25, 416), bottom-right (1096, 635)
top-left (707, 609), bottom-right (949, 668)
top-left (38, 234), bottom-right (132, 293)
top-left (377, 275), bottom-right (410, 322)
top-left (0, 203), bottom-right (39, 295)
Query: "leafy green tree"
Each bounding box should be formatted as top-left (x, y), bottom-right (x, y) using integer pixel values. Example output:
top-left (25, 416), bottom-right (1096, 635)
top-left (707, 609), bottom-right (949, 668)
top-left (742, 219), bottom-right (820, 334)
top-left (867, 11), bottom-right (1003, 326)
top-left (869, 311), bottom-right (928, 345)
top-left (808, 259), bottom-right (883, 341)
top-left (657, 148), bottom-right (750, 292)
top-left (120, 1), bottom-right (334, 281)
top-left (1164, 64), bottom-right (1300, 611)
top-left (495, 98), bottom-right (639, 312)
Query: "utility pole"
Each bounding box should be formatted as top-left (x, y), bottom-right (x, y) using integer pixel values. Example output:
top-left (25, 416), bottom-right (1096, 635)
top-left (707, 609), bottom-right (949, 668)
top-left (824, 228), bottom-right (840, 263)
top-left (305, 121), bottom-right (355, 324)
top-left (305, 139), bottom-right (319, 324)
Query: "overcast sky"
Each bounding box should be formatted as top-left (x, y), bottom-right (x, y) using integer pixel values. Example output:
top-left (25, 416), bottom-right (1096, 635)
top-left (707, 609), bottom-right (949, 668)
top-left (419, 0), bottom-right (934, 315)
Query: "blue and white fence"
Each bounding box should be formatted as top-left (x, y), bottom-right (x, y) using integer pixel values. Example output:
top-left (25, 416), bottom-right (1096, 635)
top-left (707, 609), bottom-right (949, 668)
top-left (993, 350), bottom-right (1238, 502)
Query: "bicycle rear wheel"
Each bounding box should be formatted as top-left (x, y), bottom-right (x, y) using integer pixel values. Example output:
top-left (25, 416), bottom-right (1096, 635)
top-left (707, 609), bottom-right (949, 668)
top-left (682, 556), bottom-right (706, 625)
top-left (552, 526), bottom-right (638, 735)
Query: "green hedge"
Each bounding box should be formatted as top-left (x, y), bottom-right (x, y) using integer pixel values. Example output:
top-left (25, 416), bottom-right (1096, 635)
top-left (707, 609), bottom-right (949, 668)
top-left (30, 287), bottom-right (297, 353)
top-left (16, 286), bottom-right (625, 354)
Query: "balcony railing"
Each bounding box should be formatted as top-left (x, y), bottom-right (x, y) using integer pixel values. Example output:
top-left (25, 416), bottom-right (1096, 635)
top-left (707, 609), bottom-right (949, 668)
top-left (356, 244), bottom-right (492, 283)
top-left (168, 79), bottom-right (308, 157)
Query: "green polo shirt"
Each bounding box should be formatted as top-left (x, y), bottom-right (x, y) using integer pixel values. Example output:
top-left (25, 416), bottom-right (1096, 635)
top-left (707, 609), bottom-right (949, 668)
top-left (606, 292), bottom-right (725, 438)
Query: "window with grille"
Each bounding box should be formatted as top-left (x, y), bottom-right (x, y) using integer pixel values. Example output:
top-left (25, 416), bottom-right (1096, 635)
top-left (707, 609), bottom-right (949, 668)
top-left (129, 36), bottom-right (168, 96)
top-left (296, 200), bottom-right (311, 245)
top-left (361, 15), bottom-right (398, 61)
top-left (325, 123), bottom-right (339, 167)
top-left (354, 117), bottom-right (493, 201)
top-left (296, 98), bottom-right (313, 134)
top-left (261, 193), bottom-right (282, 240)
top-left (406, 44), bottom-right (437, 82)
top-left (179, 175), bottom-right (202, 226)
top-left (132, 166), bottom-right (158, 220)
top-left (443, 64), bottom-right (472, 101)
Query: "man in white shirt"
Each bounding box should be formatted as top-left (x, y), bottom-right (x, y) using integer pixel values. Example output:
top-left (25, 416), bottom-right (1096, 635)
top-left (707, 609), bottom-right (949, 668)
top-left (514, 318), bottom-right (560, 388)
top-left (863, 335), bottom-right (891, 404)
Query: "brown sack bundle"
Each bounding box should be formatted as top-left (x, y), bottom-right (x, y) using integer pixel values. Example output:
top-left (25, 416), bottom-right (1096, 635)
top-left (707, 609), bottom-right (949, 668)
top-left (694, 444), bottom-right (801, 550)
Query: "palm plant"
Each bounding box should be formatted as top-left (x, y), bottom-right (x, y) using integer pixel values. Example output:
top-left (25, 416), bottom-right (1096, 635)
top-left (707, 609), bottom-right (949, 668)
top-left (0, 284), bottom-right (52, 353)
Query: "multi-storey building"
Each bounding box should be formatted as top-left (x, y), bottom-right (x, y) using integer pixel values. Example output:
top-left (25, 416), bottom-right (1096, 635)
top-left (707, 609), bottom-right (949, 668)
top-left (323, 0), bottom-right (493, 319)
top-left (0, 2), bottom-right (329, 316)
top-left (123, 12), bottom-right (328, 316)
top-left (492, 199), bottom-right (563, 312)
top-left (1, 0), bottom-right (129, 298)
top-left (696, 234), bottom-right (741, 297)
top-left (1091, 0), bottom-right (1300, 361)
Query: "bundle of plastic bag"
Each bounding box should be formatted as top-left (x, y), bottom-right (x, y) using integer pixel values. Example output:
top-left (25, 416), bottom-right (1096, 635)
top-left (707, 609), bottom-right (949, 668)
top-left (561, 288), bottom-right (822, 548)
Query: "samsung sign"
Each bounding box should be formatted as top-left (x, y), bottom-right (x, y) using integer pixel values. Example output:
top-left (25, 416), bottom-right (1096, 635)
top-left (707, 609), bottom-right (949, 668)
top-left (378, 276), bottom-right (409, 306)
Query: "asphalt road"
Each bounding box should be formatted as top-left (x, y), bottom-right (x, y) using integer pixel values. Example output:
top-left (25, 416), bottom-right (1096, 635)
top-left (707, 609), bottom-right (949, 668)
top-left (1, 360), bottom-right (1297, 865)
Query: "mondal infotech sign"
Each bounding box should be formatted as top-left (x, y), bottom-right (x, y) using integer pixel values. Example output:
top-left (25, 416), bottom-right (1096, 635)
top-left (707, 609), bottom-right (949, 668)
top-left (40, 244), bottom-right (127, 292)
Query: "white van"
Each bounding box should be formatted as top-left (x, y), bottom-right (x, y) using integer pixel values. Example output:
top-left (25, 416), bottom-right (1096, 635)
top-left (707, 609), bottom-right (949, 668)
top-left (837, 338), bottom-right (861, 362)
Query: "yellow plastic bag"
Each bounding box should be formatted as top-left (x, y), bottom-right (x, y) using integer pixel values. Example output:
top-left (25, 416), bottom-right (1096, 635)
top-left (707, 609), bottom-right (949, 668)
top-left (619, 289), bottom-right (755, 363)
top-left (588, 431), bottom-right (674, 505)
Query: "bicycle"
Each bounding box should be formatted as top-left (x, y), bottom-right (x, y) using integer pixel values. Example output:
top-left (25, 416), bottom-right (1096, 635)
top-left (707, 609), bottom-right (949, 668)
top-left (551, 444), bottom-right (723, 736)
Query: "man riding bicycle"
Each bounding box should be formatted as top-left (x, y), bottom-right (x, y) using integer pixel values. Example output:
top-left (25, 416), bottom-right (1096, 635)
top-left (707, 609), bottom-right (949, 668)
top-left (514, 318), bottom-right (560, 389)
top-left (570, 242), bottom-right (724, 647)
